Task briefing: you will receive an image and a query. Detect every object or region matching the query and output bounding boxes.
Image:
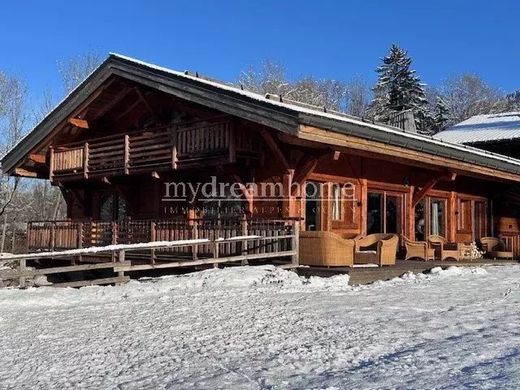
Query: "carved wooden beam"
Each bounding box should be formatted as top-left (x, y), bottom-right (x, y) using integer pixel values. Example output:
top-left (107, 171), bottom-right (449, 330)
top-left (68, 117), bottom-right (89, 129)
top-left (412, 172), bottom-right (457, 208)
top-left (14, 168), bottom-right (38, 178)
top-left (230, 173), bottom-right (253, 214)
top-left (135, 87), bottom-right (157, 119)
top-left (28, 154), bottom-right (46, 164)
top-left (259, 129), bottom-right (290, 170)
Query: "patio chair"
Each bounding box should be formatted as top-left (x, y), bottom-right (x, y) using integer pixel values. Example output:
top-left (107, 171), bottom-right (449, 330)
top-left (299, 231), bottom-right (355, 267)
top-left (427, 235), bottom-right (462, 261)
top-left (354, 233), bottom-right (399, 266)
top-left (480, 237), bottom-right (514, 260)
top-left (403, 236), bottom-right (435, 261)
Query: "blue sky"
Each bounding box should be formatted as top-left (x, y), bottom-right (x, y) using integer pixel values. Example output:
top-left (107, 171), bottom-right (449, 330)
top-left (1, 0), bottom-right (519, 105)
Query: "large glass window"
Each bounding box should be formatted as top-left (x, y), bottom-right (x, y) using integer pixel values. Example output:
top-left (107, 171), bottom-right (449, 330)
top-left (331, 184), bottom-right (342, 221)
top-left (367, 191), bottom-right (403, 235)
top-left (386, 195), bottom-right (401, 234)
top-left (415, 200), bottom-right (426, 241)
top-left (430, 198), bottom-right (446, 236)
top-left (367, 192), bottom-right (383, 234)
top-left (305, 182), bottom-right (322, 231)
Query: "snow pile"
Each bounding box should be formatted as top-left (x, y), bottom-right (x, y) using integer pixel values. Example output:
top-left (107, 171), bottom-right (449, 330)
top-left (139, 265), bottom-right (350, 291)
top-left (0, 264), bottom-right (518, 388)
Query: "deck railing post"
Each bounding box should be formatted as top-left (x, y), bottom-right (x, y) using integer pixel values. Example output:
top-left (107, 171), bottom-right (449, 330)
top-left (150, 221), bottom-right (156, 266)
top-left (111, 221), bottom-right (118, 262)
top-left (83, 142), bottom-right (89, 179)
top-left (241, 215), bottom-right (249, 266)
top-left (123, 134), bottom-right (130, 174)
top-left (50, 222), bottom-right (56, 252)
top-left (191, 219), bottom-right (199, 260)
top-left (18, 258), bottom-right (26, 288)
top-left (212, 237), bottom-right (219, 268)
top-left (49, 146), bottom-right (54, 182)
top-left (291, 220), bottom-right (300, 266)
top-left (117, 249), bottom-right (125, 284)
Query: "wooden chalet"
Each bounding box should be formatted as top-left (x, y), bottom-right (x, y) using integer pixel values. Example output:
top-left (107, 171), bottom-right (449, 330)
top-left (3, 54), bottom-right (520, 277)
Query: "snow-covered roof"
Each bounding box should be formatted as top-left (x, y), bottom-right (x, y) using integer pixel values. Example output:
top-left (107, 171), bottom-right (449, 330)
top-left (4, 53), bottom-right (520, 180)
top-left (434, 112), bottom-right (520, 144)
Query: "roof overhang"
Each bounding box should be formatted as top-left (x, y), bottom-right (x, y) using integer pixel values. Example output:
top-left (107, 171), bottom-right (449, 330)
top-left (3, 53), bottom-right (520, 183)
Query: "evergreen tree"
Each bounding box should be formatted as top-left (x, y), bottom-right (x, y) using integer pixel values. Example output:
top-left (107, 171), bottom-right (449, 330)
top-left (432, 96), bottom-right (452, 133)
top-left (369, 44), bottom-right (432, 133)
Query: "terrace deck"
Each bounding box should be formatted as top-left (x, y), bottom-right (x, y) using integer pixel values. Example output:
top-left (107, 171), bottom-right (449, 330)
top-left (296, 259), bottom-right (520, 286)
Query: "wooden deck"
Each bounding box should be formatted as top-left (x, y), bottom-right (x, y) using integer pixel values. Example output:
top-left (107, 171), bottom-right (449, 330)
top-left (296, 259), bottom-right (520, 286)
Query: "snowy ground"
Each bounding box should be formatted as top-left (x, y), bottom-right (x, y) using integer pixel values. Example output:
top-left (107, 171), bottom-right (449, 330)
top-left (0, 265), bottom-right (519, 389)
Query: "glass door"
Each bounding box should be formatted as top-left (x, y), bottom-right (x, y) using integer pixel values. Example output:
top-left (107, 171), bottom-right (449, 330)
top-left (473, 201), bottom-right (487, 240)
top-left (430, 198), bottom-right (446, 237)
top-left (305, 182), bottom-right (322, 231)
top-left (367, 191), bottom-right (404, 235)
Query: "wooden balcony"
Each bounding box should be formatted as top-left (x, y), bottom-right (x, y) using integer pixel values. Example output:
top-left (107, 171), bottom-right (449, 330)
top-left (49, 119), bottom-right (260, 181)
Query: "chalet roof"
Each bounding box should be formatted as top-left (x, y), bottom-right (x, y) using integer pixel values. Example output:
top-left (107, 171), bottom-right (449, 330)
top-left (434, 112), bottom-right (520, 145)
top-left (4, 53), bottom-right (520, 179)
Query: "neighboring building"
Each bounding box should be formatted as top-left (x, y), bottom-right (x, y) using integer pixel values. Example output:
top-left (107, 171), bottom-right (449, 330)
top-left (434, 112), bottom-right (520, 157)
top-left (3, 54), bottom-right (520, 264)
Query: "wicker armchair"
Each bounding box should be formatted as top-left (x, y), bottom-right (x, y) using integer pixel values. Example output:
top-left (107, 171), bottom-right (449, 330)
top-left (299, 231), bottom-right (355, 267)
top-left (354, 233), bottom-right (399, 266)
top-left (403, 236), bottom-right (435, 261)
top-left (480, 237), bottom-right (513, 260)
top-left (427, 235), bottom-right (462, 261)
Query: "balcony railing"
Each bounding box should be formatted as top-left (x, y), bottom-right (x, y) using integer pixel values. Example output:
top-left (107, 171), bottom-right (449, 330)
top-left (27, 218), bottom-right (298, 261)
top-left (50, 119), bottom-right (259, 181)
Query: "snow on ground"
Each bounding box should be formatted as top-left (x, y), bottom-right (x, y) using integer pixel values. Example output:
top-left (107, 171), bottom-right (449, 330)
top-left (0, 265), bottom-right (519, 389)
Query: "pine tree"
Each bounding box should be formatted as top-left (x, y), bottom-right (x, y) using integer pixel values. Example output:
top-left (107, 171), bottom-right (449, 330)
top-left (369, 44), bottom-right (432, 133)
top-left (433, 96), bottom-right (452, 133)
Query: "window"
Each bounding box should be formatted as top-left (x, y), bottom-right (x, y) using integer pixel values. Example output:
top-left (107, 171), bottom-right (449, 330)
top-left (367, 192), bottom-right (383, 234)
top-left (458, 199), bottom-right (472, 232)
top-left (332, 184), bottom-right (342, 221)
top-left (367, 191), bottom-right (403, 235)
top-left (430, 198), bottom-right (446, 236)
top-left (474, 201), bottom-right (487, 240)
top-left (415, 200), bottom-right (426, 241)
top-left (305, 182), bottom-right (322, 230)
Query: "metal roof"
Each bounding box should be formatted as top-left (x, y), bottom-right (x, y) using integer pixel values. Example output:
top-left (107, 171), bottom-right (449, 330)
top-left (434, 112), bottom-right (520, 144)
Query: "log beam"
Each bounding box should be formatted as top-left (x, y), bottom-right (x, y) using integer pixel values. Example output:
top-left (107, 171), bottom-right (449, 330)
top-left (68, 117), bottom-right (89, 129)
top-left (260, 129), bottom-right (290, 170)
top-left (412, 172), bottom-right (456, 208)
top-left (28, 154), bottom-right (46, 165)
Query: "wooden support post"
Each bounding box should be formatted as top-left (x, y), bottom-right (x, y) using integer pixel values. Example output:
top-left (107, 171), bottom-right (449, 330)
top-left (171, 126), bottom-right (178, 169)
top-left (123, 134), bottom-right (130, 174)
top-left (117, 250), bottom-right (125, 283)
top-left (291, 220), bottom-right (300, 266)
top-left (49, 146), bottom-right (54, 182)
top-left (259, 129), bottom-right (290, 170)
top-left (150, 221), bottom-right (156, 266)
top-left (83, 142), bottom-right (89, 179)
top-left (241, 215), bottom-right (249, 265)
top-left (77, 222), bottom-right (83, 264)
top-left (212, 237), bottom-right (219, 268)
top-left (50, 222), bottom-right (56, 251)
top-left (111, 221), bottom-right (118, 262)
top-left (19, 259), bottom-right (26, 288)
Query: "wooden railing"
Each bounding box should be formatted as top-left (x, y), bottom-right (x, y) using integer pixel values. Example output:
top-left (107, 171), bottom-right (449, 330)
top-left (4, 231), bottom-right (299, 288)
top-left (27, 218), bottom-right (298, 261)
top-left (50, 119), bottom-right (260, 180)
